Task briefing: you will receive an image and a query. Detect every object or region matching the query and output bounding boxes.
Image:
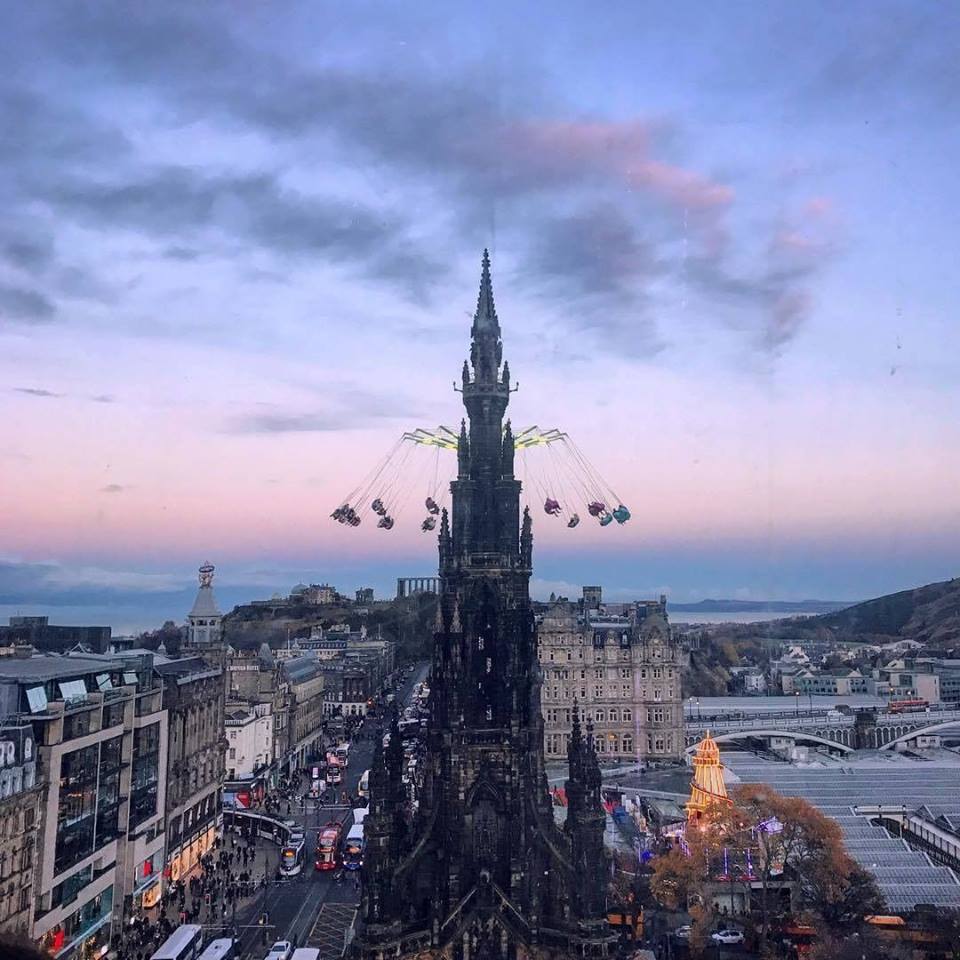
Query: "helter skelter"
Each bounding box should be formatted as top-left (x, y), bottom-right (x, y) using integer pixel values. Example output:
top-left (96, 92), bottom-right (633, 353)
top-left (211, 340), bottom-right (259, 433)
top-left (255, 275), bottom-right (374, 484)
top-left (330, 260), bottom-right (632, 535)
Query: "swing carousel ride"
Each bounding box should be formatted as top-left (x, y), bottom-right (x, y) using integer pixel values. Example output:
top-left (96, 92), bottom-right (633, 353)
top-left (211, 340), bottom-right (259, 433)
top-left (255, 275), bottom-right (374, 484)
top-left (330, 423), bottom-right (631, 534)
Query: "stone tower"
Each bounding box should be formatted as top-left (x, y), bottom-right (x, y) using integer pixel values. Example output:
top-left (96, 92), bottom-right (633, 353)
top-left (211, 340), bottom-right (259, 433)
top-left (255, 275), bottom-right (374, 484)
top-left (354, 252), bottom-right (615, 960)
top-left (186, 561), bottom-right (223, 651)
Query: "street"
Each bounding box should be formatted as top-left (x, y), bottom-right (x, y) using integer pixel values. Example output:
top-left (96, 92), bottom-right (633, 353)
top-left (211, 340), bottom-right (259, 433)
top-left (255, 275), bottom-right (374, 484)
top-left (232, 661), bottom-right (429, 960)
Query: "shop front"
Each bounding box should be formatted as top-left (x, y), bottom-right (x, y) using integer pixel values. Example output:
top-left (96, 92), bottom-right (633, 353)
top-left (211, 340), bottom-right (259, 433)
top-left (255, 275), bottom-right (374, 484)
top-left (166, 822), bottom-right (216, 883)
top-left (39, 885), bottom-right (113, 959)
top-left (132, 853), bottom-right (163, 912)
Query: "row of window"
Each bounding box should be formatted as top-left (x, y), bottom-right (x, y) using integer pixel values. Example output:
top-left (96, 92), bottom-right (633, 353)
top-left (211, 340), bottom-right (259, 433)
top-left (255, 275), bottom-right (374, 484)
top-left (0, 805), bottom-right (35, 839)
top-left (544, 732), bottom-right (676, 755)
top-left (544, 705), bottom-right (676, 725)
top-left (543, 682), bottom-right (677, 701)
top-left (0, 838), bottom-right (33, 880)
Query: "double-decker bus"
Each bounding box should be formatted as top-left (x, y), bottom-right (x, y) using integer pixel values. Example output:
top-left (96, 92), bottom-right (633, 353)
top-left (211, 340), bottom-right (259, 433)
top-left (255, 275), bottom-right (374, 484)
top-left (888, 699), bottom-right (929, 714)
top-left (315, 822), bottom-right (343, 871)
top-left (357, 769), bottom-right (370, 799)
top-left (335, 743), bottom-right (350, 767)
top-left (343, 823), bottom-right (365, 871)
top-left (280, 839), bottom-right (306, 876)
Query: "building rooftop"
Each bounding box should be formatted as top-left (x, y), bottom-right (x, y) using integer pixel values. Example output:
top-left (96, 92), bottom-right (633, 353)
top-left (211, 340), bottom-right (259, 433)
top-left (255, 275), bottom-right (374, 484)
top-left (155, 656), bottom-right (221, 679)
top-left (723, 751), bottom-right (960, 911)
top-left (0, 653), bottom-right (126, 682)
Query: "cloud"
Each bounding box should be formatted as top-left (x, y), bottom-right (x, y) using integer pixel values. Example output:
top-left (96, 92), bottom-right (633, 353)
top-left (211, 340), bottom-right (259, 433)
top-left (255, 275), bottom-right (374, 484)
top-left (685, 196), bottom-right (838, 354)
top-left (0, 5), bottom-right (837, 355)
top-left (99, 483), bottom-right (125, 494)
top-left (0, 558), bottom-right (185, 606)
top-left (0, 231), bottom-right (55, 273)
top-left (227, 385), bottom-right (424, 434)
top-left (36, 166), bottom-right (441, 301)
top-left (225, 383), bottom-right (426, 434)
top-left (14, 386), bottom-right (63, 398)
top-left (90, 394), bottom-right (115, 403)
top-left (228, 412), bottom-right (358, 434)
top-left (0, 285), bottom-right (56, 322)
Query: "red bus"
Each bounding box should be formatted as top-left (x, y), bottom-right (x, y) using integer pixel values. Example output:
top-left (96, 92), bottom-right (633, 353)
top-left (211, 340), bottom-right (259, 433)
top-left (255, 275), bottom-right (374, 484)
top-left (315, 822), bottom-right (343, 871)
top-left (888, 699), bottom-right (928, 714)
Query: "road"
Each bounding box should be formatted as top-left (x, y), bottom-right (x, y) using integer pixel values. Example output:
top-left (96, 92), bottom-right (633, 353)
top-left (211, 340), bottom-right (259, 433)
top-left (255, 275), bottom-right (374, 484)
top-left (235, 661), bottom-right (429, 960)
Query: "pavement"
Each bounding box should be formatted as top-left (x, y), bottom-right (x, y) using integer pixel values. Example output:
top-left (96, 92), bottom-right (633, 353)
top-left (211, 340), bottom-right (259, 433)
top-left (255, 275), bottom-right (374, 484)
top-left (231, 661), bottom-right (430, 960)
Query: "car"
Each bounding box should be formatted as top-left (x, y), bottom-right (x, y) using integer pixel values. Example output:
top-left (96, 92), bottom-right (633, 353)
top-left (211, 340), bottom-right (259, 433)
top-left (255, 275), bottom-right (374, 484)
top-left (711, 929), bottom-right (745, 945)
top-left (673, 925), bottom-right (692, 940)
top-left (265, 941), bottom-right (293, 960)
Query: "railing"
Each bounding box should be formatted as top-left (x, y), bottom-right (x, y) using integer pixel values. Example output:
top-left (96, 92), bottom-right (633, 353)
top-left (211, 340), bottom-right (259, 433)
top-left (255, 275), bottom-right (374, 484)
top-left (686, 715), bottom-right (854, 733)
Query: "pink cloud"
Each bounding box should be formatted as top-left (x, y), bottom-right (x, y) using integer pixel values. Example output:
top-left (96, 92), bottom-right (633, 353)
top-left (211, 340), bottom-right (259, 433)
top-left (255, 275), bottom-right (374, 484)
top-left (506, 119), bottom-right (733, 215)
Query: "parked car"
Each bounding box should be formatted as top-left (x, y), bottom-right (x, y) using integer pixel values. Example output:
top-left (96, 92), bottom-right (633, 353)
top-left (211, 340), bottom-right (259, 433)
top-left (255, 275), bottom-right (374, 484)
top-left (265, 941), bottom-right (293, 960)
top-left (711, 929), bottom-right (745, 945)
top-left (673, 925), bottom-right (692, 940)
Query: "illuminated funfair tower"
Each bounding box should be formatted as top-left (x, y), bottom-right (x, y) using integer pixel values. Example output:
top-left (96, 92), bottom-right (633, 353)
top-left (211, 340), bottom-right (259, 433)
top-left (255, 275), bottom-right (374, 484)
top-left (686, 732), bottom-right (732, 822)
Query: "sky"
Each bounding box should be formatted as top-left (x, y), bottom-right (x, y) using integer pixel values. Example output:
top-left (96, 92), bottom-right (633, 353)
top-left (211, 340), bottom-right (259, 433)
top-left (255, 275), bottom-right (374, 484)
top-left (1, 2), bottom-right (958, 632)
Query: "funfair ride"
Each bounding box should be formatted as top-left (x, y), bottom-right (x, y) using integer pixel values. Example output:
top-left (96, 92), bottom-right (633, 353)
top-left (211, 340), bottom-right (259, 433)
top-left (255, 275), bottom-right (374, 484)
top-left (330, 423), bottom-right (631, 534)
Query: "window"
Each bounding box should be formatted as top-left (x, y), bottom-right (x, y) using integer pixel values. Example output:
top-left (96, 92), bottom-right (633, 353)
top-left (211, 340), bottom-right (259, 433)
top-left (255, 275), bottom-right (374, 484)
top-left (653, 667), bottom-right (662, 679)
top-left (608, 708), bottom-right (618, 723)
top-left (623, 709), bottom-right (632, 723)
top-left (622, 683), bottom-right (630, 697)
top-left (655, 738), bottom-right (664, 752)
top-left (620, 668), bottom-right (631, 679)
top-left (594, 685), bottom-right (603, 699)
top-left (131, 723), bottom-right (160, 828)
top-left (595, 709), bottom-right (605, 723)
top-left (654, 688), bottom-right (662, 701)
top-left (228, 748), bottom-right (236, 759)
top-left (640, 669), bottom-right (647, 679)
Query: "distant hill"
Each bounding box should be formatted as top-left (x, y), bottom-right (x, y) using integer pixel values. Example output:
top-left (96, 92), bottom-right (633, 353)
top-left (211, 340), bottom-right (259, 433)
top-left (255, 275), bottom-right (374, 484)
top-left (669, 599), bottom-right (852, 614)
top-left (812, 576), bottom-right (960, 647)
top-left (714, 577), bottom-right (960, 649)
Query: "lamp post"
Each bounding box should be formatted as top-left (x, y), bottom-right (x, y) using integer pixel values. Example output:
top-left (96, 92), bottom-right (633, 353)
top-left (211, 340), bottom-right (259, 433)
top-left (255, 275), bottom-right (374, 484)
top-left (794, 691), bottom-right (799, 717)
top-left (696, 698), bottom-right (701, 721)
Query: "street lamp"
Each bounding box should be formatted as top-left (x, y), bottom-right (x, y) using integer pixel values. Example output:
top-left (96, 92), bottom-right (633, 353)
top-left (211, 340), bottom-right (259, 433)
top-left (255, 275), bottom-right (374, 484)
top-left (696, 698), bottom-right (701, 721)
top-left (794, 691), bottom-right (799, 717)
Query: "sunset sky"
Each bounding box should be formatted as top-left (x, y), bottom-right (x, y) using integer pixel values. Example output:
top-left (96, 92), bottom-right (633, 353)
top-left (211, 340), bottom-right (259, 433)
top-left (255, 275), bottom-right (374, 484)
top-left (2, 2), bottom-right (958, 631)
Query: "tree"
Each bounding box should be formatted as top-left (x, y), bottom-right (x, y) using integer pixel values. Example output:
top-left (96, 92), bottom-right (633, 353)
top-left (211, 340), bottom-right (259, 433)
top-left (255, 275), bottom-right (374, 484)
top-left (811, 862), bottom-right (885, 931)
top-left (731, 783), bottom-right (851, 938)
top-left (650, 846), bottom-right (706, 911)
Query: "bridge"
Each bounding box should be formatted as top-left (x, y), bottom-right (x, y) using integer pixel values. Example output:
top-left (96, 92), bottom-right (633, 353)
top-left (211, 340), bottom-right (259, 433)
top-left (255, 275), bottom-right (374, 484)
top-left (684, 708), bottom-right (960, 753)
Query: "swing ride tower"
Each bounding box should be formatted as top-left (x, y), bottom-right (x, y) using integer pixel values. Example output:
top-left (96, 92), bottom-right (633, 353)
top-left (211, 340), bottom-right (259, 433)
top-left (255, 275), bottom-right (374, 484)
top-left (353, 252), bottom-right (615, 960)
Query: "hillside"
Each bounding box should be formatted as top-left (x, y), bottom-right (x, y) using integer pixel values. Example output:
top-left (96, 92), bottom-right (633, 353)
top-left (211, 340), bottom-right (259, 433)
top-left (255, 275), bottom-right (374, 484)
top-left (715, 576), bottom-right (960, 650)
top-left (814, 576), bottom-right (960, 647)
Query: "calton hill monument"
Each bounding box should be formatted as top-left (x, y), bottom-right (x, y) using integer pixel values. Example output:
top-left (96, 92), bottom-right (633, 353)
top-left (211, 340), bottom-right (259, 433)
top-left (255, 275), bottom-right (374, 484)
top-left (352, 253), bottom-right (616, 960)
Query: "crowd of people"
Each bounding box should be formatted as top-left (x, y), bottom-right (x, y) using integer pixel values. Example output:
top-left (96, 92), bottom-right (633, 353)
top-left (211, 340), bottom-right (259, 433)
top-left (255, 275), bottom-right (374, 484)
top-left (117, 832), bottom-right (276, 960)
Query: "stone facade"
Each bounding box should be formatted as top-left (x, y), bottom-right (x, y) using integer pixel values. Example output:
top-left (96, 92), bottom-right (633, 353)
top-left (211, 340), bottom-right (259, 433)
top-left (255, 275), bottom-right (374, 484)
top-left (157, 658), bottom-right (225, 883)
top-left (539, 594), bottom-right (685, 763)
top-left (354, 252), bottom-right (615, 960)
top-left (282, 657), bottom-right (325, 770)
top-left (0, 720), bottom-right (40, 936)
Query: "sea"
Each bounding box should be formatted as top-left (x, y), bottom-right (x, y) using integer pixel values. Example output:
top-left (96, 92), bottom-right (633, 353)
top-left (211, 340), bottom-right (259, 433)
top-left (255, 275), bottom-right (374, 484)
top-left (667, 610), bottom-right (819, 625)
